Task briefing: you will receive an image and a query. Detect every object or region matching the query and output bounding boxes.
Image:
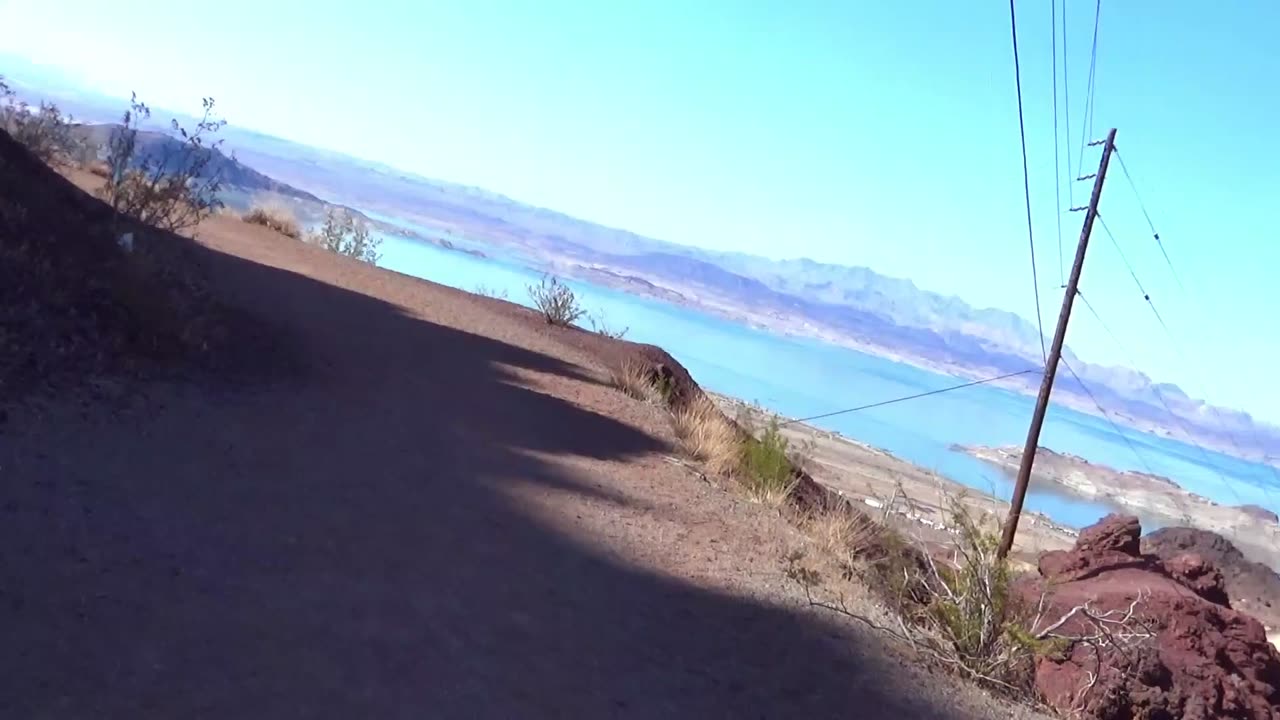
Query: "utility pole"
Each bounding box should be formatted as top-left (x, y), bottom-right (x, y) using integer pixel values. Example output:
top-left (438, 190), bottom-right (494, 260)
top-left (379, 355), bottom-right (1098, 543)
top-left (997, 127), bottom-right (1118, 560)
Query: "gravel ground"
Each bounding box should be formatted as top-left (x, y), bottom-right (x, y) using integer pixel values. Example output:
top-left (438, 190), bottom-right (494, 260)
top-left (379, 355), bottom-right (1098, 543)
top-left (2, 178), bottom-right (1049, 719)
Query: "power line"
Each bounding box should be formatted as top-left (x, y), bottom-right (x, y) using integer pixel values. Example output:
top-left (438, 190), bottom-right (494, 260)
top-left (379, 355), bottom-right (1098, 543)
top-left (1059, 356), bottom-right (1159, 478)
top-left (1113, 146), bottom-right (1186, 291)
top-left (1076, 0), bottom-right (1103, 174)
top-left (1090, 217), bottom-right (1280, 502)
top-left (780, 369), bottom-right (1042, 426)
top-left (1112, 155), bottom-right (1280, 487)
top-left (1099, 153), bottom-right (1280, 479)
top-left (1051, 0), bottom-right (1065, 287)
top-left (1096, 215), bottom-right (1153, 301)
top-left (1074, 289), bottom-right (1251, 506)
top-left (1097, 215), bottom-right (1182, 358)
top-left (1008, 0), bottom-right (1048, 365)
top-left (1062, 0), bottom-right (1074, 209)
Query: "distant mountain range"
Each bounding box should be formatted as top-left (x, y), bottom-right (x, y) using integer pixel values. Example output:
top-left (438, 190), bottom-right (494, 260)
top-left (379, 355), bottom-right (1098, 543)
top-left (184, 131), bottom-right (1280, 466)
top-left (6, 66), bottom-right (1277, 466)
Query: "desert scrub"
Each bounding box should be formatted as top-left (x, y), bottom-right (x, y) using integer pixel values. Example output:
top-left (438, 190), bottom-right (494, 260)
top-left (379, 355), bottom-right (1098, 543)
top-left (473, 284), bottom-right (509, 300)
top-left (309, 207), bottom-right (381, 264)
top-left (738, 416), bottom-right (796, 504)
top-left (588, 310), bottom-right (628, 339)
top-left (671, 396), bottom-right (741, 476)
top-left (0, 76), bottom-right (86, 166)
top-left (527, 275), bottom-right (586, 326)
top-left (609, 359), bottom-right (671, 406)
top-left (243, 201), bottom-right (302, 239)
top-left (98, 94), bottom-right (228, 233)
top-left (799, 505), bottom-right (885, 574)
top-left (869, 499), bottom-right (1043, 695)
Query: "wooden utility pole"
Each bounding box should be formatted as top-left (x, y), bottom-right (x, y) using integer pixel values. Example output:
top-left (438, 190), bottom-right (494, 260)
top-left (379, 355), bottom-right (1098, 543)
top-left (997, 127), bottom-right (1118, 560)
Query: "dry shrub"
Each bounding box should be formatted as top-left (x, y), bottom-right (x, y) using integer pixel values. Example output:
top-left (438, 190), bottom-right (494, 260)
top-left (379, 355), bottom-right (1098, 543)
top-left (672, 396), bottom-right (741, 477)
top-left (528, 275), bottom-right (586, 327)
top-left (85, 160), bottom-right (112, 178)
top-left (98, 94), bottom-right (227, 233)
top-left (669, 396), bottom-right (800, 505)
top-left (243, 202), bottom-right (301, 239)
top-left (901, 502), bottom-right (1042, 693)
top-left (473, 284), bottom-right (509, 300)
top-left (309, 207), bottom-right (381, 264)
top-left (800, 505), bottom-right (885, 573)
top-left (609, 358), bottom-right (670, 406)
top-left (0, 78), bottom-right (86, 167)
top-left (588, 310), bottom-right (628, 339)
top-left (803, 490), bottom-right (1046, 697)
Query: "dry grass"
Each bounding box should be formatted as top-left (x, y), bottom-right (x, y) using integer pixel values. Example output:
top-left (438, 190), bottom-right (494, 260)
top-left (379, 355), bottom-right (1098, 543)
top-left (672, 396), bottom-right (742, 477)
top-left (748, 480), bottom-right (797, 507)
top-left (243, 202), bottom-right (302, 240)
top-left (800, 506), bottom-right (885, 571)
top-left (608, 359), bottom-right (670, 406)
top-left (85, 160), bottom-right (111, 178)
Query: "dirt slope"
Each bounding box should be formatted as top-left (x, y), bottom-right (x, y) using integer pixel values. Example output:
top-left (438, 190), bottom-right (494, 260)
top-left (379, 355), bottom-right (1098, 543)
top-left (1, 152), bottom-right (1041, 718)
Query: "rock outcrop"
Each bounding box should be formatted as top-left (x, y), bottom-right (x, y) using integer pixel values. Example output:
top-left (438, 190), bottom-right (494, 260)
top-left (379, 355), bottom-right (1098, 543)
top-left (1025, 514), bottom-right (1280, 719)
top-left (1145, 526), bottom-right (1280, 633)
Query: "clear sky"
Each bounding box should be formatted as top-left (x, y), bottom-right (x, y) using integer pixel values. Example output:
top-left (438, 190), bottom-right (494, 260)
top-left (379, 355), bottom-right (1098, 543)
top-left (2, 1), bottom-right (1277, 420)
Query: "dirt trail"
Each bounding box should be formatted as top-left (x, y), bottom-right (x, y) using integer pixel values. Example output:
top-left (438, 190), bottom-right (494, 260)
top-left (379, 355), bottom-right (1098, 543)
top-left (2, 195), bottom-right (1039, 718)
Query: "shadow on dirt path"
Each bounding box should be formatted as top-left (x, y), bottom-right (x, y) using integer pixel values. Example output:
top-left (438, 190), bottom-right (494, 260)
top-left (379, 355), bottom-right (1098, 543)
top-left (2, 236), bottom-right (999, 719)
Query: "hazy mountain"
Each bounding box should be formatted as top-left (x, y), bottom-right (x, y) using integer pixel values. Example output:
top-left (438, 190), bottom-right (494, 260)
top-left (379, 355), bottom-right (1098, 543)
top-left (65, 121), bottom-right (422, 237)
top-left (70, 124), bottom-right (321, 203)
top-left (9, 73), bottom-right (1277, 464)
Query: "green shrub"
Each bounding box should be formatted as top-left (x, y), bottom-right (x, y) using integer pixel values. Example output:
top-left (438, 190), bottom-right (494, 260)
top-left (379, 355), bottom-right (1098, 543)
top-left (739, 417), bottom-right (795, 503)
top-left (897, 501), bottom-right (1042, 693)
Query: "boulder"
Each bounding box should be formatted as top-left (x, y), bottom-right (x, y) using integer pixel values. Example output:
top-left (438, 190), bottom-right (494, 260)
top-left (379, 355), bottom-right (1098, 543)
top-left (1026, 514), bottom-right (1280, 719)
top-left (1144, 526), bottom-right (1280, 631)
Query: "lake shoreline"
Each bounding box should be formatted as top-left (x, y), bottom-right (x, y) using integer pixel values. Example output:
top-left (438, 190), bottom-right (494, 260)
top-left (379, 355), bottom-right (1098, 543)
top-left (713, 393), bottom-right (1280, 572)
top-left (550, 258), bottom-right (1278, 469)
top-left (958, 444), bottom-right (1280, 570)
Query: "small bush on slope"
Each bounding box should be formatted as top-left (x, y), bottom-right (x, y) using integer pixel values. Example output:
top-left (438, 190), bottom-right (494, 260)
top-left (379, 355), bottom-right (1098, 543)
top-left (98, 94), bottom-right (229, 234)
top-left (527, 275), bottom-right (586, 327)
top-left (309, 207), bottom-right (381, 264)
top-left (243, 202), bottom-right (302, 239)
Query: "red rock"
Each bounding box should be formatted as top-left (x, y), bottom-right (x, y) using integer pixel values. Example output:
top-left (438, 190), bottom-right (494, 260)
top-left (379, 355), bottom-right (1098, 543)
top-left (1165, 552), bottom-right (1231, 606)
top-left (1026, 515), bottom-right (1280, 719)
top-left (1144, 527), bottom-right (1280, 631)
top-left (1075, 513), bottom-right (1142, 556)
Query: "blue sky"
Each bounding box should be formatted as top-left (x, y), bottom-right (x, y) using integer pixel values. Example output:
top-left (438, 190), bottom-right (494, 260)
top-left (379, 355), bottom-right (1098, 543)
top-left (2, 0), bottom-right (1277, 420)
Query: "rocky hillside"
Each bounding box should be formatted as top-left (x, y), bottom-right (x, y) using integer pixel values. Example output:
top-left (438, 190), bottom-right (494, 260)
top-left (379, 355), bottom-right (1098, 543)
top-left (1025, 514), bottom-right (1280, 719)
top-left (1144, 527), bottom-right (1280, 632)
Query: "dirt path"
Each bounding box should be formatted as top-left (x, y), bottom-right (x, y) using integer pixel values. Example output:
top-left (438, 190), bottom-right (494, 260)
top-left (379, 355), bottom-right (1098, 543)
top-left (2, 211), bottom-right (1039, 718)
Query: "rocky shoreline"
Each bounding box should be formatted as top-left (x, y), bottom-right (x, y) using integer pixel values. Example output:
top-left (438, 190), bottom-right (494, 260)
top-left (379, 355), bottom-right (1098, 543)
top-left (958, 444), bottom-right (1280, 570)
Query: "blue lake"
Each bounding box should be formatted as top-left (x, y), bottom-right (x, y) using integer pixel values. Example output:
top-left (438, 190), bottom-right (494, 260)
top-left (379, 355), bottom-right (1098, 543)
top-left (375, 230), bottom-right (1280, 531)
